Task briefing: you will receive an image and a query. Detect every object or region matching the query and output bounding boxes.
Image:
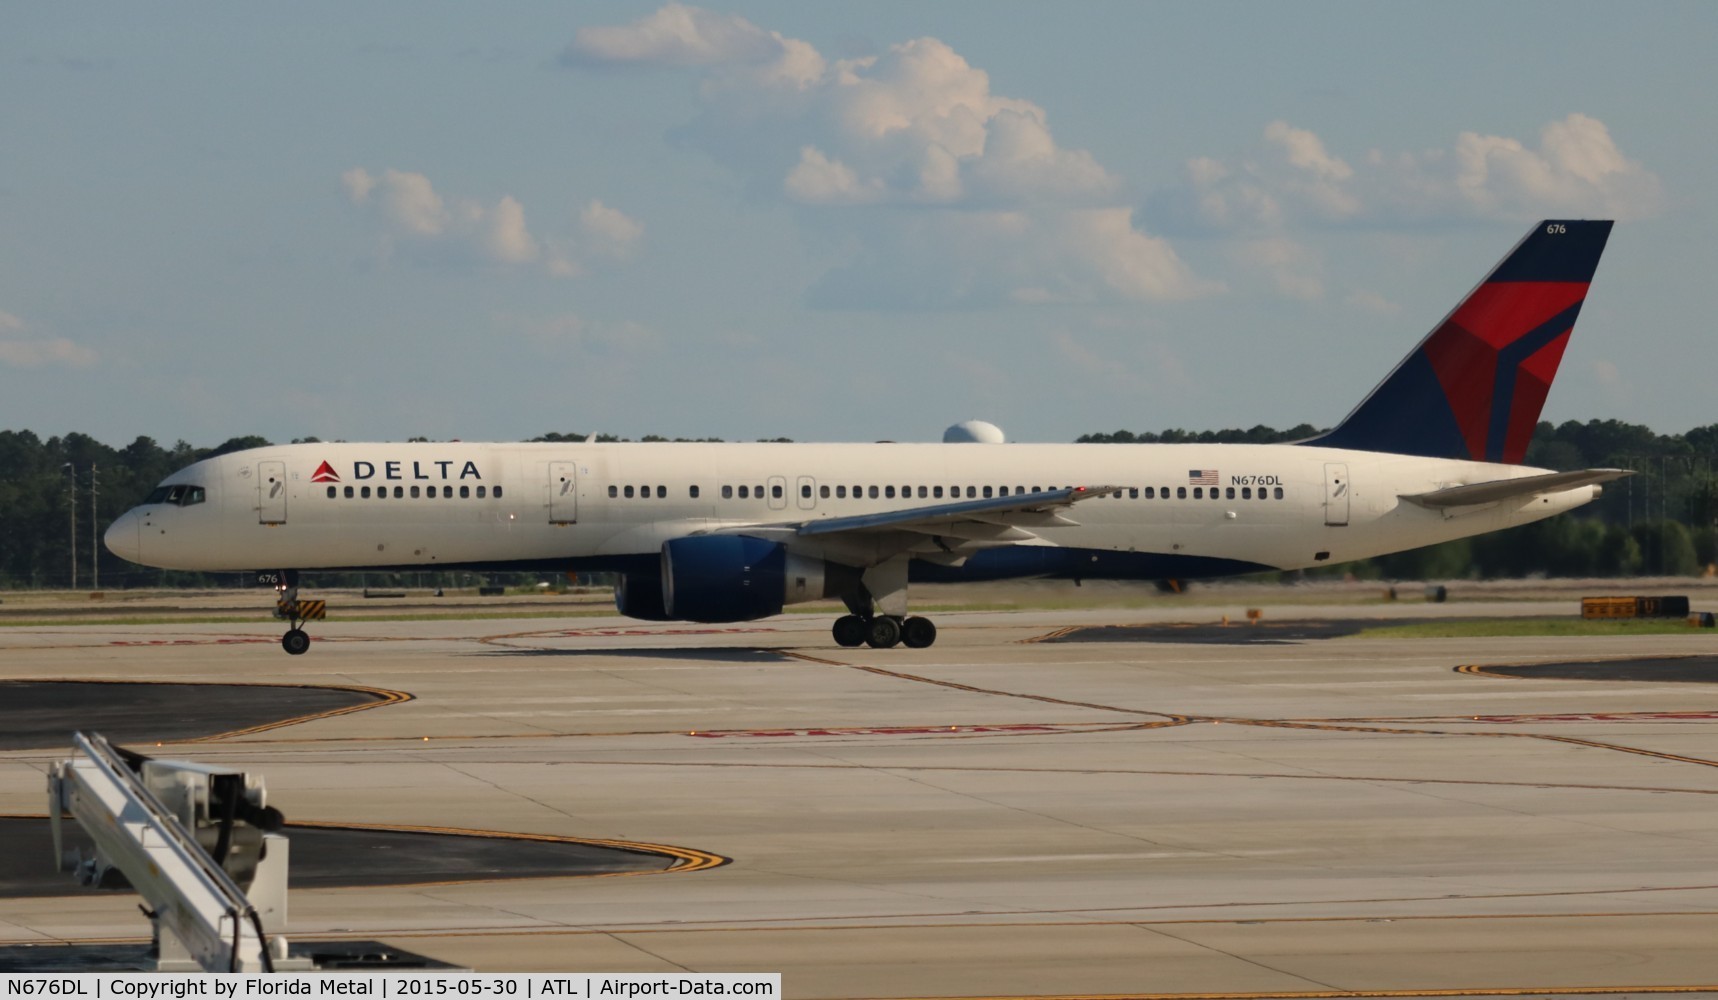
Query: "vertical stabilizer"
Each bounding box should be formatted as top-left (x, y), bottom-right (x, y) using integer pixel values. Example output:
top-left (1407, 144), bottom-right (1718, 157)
top-left (1310, 220), bottom-right (1612, 463)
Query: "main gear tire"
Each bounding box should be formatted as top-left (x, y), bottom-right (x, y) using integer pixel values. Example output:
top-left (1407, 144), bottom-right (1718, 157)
top-left (865, 616), bottom-right (903, 649)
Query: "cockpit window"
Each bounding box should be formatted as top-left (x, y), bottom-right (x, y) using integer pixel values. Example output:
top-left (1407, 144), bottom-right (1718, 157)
top-left (144, 485), bottom-right (206, 507)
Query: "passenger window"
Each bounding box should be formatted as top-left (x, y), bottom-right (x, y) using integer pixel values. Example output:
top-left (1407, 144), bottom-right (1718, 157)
top-left (459, 485), bottom-right (470, 498)
top-left (1274, 486), bottom-right (1284, 499)
top-left (1193, 487), bottom-right (1202, 499)
top-left (868, 485), bottom-right (879, 499)
top-left (624, 485), bottom-right (634, 498)
top-left (722, 485), bottom-right (733, 499)
top-left (609, 485), bottom-right (618, 498)
top-left (1226, 487), bottom-right (1235, 499)
top-left (755, 484), bottom-right (763, 497)
top-left (438, 486), bottom-right (448, 498)
top-left (965, 486), bottom-right (976, 498)
top-left (326, 486), bottom-right (336, 499)
top-left (820, 485), bottom-right (830, 499)
top-left (802, 484), bottom-right (812, 499)
top-left (344, 486), bottom-right (354, 499)
top-left (361, 486), bottom-right (371, 498)
top-left (773, 484), bottom-right (783, 499)
top-left (836, 485), bottom-right (847, 499)
top-left (885, 485), bottom-right (896, 499)
top-left (657, 486), bottom-right (665, 498)
top-left (933, 486), bottom-right (943, 499)
top-left (1131, 488), bottom-right (1142, 499)
top-left (690, 485), bottom-right (699, 499)
top-left (477, 486), bottom-right (487, 498)
top-left (1031, 486), bottom-right (1041, 493)
top-left (1242, 487), bottom-right (1251, 499)
top-left (1177, 487), bottom-right (1186, 499)
top-left (390, 486), bottom-right (400, 498)
top-left (410, 486), bottom-right (420, 498)
top-left (495, 486), bottom-right (503, 498)
top-left (738, 485), bottom-right (749, 499)
top-left (918, 486), bottom-right (928, 499)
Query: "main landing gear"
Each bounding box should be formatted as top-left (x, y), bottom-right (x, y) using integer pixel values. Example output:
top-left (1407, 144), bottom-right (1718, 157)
top-left (832, 614), bottom-right (938, 649)
top-left (271, 570), bottom-right (322, 655)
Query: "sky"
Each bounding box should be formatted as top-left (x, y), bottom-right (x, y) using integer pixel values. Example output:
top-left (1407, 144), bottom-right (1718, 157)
top-left (2, 2), bottom-right (1714, 447)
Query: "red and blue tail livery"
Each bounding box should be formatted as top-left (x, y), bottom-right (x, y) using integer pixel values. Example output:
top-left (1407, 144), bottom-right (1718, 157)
top-left (1312, 220), bottom-right (1612, 463)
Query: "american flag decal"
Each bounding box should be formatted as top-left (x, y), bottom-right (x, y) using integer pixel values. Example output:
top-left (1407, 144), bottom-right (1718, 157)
top-left (1188, 469), bottom-right (1218, 485)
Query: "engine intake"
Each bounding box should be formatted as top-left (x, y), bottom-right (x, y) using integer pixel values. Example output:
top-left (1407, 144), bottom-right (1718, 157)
top-left (661, 535), bottom-right (856, 623)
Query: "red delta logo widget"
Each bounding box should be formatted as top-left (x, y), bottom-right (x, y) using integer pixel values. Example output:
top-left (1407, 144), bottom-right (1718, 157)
top-left (310, 461), bottom-right (340, 483)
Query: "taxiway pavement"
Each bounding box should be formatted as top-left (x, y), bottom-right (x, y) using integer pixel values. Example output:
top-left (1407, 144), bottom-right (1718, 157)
top-left (3, 597), bottom-right (1718, 997)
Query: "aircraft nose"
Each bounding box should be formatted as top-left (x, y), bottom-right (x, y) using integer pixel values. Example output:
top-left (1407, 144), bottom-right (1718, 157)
top-left (104, 510), bottom-right (141, 564)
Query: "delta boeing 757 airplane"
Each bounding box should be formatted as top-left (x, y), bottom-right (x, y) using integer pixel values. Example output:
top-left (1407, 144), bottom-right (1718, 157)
top-left (107, 220), bottom-right (1624, 655)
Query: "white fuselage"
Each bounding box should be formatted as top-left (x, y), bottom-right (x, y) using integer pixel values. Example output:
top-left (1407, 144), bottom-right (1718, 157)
top-left (105, 441), bottom-right (1598, 582)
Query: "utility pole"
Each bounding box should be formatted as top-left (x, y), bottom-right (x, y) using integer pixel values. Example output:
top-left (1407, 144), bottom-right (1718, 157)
top-left (90, 463), bottom-right (99, 590)
top-left (63, 462), bottom-right (77, 590)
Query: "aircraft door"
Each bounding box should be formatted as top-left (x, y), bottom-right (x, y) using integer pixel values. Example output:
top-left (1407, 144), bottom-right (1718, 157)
top-left (796, 476), bottom-right (817, 510)
top-left (259, 461), bottom-right (287, 524)
top-left (549, 461), bottom-right (577, 524)
top-left (767, 475), bottom-right (788, 511)
top-left (1324, 463), bottom-right (1350, 527)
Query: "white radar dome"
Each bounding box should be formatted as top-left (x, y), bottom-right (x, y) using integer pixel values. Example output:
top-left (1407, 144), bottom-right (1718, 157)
top-left (943, 420), bottom-right (1006, 444)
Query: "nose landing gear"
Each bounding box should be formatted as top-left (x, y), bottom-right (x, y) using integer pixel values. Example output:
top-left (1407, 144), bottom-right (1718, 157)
top-left (271, 570), bottom-right (324, 655)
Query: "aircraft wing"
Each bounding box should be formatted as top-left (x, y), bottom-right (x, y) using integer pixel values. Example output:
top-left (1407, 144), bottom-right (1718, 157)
top-left (1399, 468), bottom-right (1632, 509)
top-left (797, 485), bottom-right (1121, 541)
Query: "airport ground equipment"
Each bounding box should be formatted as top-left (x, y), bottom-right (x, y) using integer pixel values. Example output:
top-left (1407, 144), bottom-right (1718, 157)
top-left (1581, 595), bottom-right (1691, 619)
top-left (46, 732), bottom-right (299, 971)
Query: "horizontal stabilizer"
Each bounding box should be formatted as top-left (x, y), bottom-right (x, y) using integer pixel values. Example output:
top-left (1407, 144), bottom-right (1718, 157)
top-left (1400, 468), bottom-right (1632, 509)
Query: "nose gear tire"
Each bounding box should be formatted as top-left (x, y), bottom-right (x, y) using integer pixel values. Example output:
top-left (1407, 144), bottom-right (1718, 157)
top-left (281, 628), bottom-right (311, 655)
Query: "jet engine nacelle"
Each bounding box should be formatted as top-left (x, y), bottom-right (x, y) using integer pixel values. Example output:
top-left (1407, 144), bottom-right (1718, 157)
top-left (660, 535), bottom-right (856, 623)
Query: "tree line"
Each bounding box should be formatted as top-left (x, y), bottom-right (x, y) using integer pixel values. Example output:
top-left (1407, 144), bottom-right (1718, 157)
top-left (3, 420), bottom-right (1716, 590)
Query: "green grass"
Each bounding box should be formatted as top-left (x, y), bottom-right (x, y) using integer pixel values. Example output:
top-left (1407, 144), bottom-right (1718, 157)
top-left (1355, 617), bottom-right (1713, 639)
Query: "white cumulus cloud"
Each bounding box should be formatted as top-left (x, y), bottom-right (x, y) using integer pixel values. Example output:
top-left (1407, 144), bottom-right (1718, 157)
top-left (566, 6), bottom-right (1205, 306)
top-left (343, 168), bottom-right (642, 276)
top-left (1156, 113), bottom-right (1663, 234)
top-left (566, 3), bottom-right (782, 68)
top-left (578, 200), bottom-right (646, 259)
top-left (0, 310), bottom-right (99, 368)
